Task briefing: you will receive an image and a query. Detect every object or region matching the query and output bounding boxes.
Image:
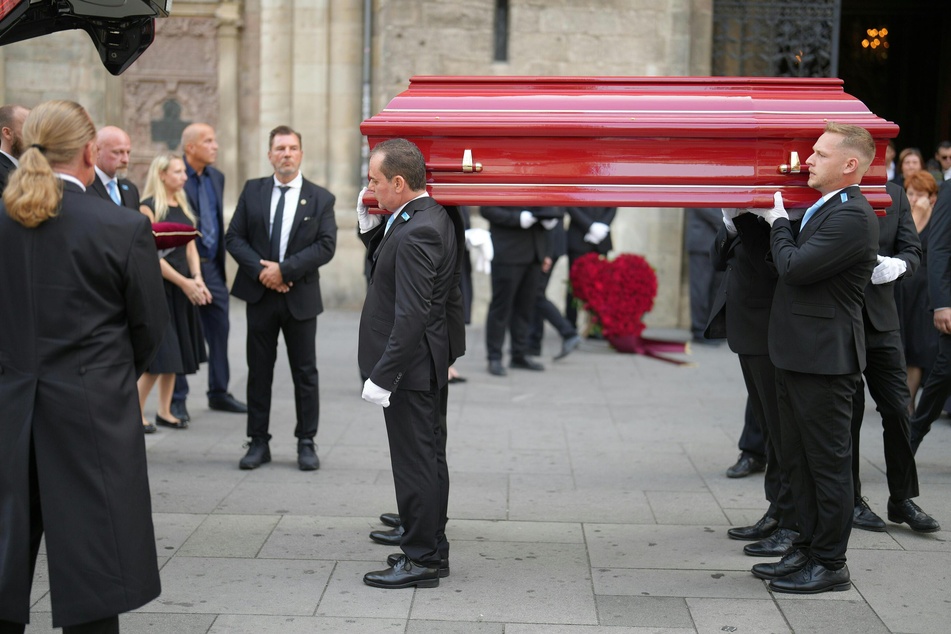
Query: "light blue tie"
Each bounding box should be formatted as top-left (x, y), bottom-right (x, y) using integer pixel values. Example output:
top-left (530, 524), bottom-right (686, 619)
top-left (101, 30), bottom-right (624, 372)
top-left (384, 212), bottom-right (397, 234)
top-left (799, 199), bottom-right (822, 229)
top-left (106, 180), bottom-right (121, 205)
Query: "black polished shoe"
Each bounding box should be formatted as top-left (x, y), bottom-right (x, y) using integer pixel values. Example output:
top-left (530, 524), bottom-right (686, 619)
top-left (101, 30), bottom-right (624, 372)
top-left (488, 359), bottom-right (507, 376)
top-left (387, 553), bottom-right (450, 578)
top-left (852, 497), bottom-right (886, 532)
top-left (744, 528), bottom-right (798, 557)
top-left (554, 334), bottom-right (581, 360)
top-left (887, 498), bottom-right (941, 532)
top-left (726, 452), bottom-right (766, 478)
top-left (209, 393), bottom-right (248, 413)
top-left (143, 421), bottom-right (157, 434)
top-left (297, 439), bottom-right (319, 471)
top-left (750, 548), bottom-right (810, 581)
top-left (380, 512), bottom-right (401, 528)
top-left (769, 560), bottom-right (851, 594)
top-left (510, 356), bottom-right (545, 371)
top-left (370, 526), bottom-right (405, 546)
top-left (727, 513), bottom-right (779, 541)
top-left (156, 413), bottom-right (187, 429)
top-left (170, 399), bottom-right (190, 423)
top-left (239, 438), bottom-right (271, 470)
top-left (364, 555), bottom-right (439, 589)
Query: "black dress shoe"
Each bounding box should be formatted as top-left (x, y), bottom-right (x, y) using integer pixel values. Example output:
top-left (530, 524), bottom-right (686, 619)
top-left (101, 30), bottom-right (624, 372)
top-left (510, 356), bottom-right (545, 371)
top-left (768, 560), bottom-right (851, 594)
top-left (554, 334), bottom-right (581, 360)
top-left (170, 400), bottom-right (190, 423)
top-left (750, 548), bottom-right (810, 581)
top-left (488, 359), bottom-right (507, 376)
top-left (744, 528), bottom-right (798, 557)
top-left (727, 513), bottom-right (779, 541)
top-left (209, 393), bottom-right (248, 413)
top-left (239, 438), bottom-right (271, 470)
top-left (142, 421), bottom-right (157, 434)
top-left (364, 555), bottom-right (439, 589)
top-left (887, 498), bottom-right (941, 532)
top-left (297, 439), bottom-right (319, 471)
top-left (726, 452), bottom-right (766, 478)
top-left (852, 497), bottom-right (885, 532)
top-left (370, 526), bottom-right (405, 546)
top-left (156, 414), bottom-right (187, 429)
top-left (387, 553), bottom-right (450, 578)
top-left (379, 512), bottom-right (401, 528)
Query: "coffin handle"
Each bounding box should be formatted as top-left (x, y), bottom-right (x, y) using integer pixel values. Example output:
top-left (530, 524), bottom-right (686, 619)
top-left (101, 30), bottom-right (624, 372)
top-left (778, 151), bottom-right (801, 175)
top-left (428, 149), bottom-right (483, 173)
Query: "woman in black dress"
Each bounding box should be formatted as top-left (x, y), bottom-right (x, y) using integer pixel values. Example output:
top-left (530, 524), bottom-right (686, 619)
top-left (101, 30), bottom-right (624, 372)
top-left (136, 153), bottom-right (211, 431)
top-left (896, 170), bottom-right (940, 413)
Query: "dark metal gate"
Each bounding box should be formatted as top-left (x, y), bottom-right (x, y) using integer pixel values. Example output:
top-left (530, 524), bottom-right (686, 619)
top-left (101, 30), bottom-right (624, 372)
top-left (713, 0), bottom-right (842, 77)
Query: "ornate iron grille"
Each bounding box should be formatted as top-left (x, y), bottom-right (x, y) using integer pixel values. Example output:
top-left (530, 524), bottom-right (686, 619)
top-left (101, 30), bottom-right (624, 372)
top-left (713, 0), bottom-right (842, 77)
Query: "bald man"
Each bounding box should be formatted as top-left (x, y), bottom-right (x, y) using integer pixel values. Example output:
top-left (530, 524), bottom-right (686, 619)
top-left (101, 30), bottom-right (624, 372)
top-left (89, 125), bottom-right (140, 211)
top-left (171, 123), bottom-right (247, 423)
top-left (0, 104), bottom-right (29, 192)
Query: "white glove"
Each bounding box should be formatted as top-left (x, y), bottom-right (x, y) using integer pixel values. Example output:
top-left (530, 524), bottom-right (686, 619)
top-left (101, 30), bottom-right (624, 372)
top-left (357, 186), bottom-right (382, 233)
top-left (540, 218), bottom-right (559, 230)
top-left (750, 192), bottom-right (789, 226)
top-left (519, 210), bottom-right (538, 229)
top-left (721, 209), bottom-right (739, 235)
top-left (588, 222), bottom-right (609, 243)
top-left (361, 379), bottom-right (391, 407)
top-left (871, 255), bottom-right (907, 285)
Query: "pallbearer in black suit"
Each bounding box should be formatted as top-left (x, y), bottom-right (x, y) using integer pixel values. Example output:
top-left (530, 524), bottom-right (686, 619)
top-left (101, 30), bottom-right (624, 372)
top-left (0, 104), bottom-right (28, 192)
top-left (88, 126), bottom-right (140, 211)
top-left (749, 123), bottom-right (879, 594)
top-left (358, 139), bottom-right (464, 589)
top-left (849, 181), bottom-right (939, 533)
top-left (226, 126), bottom-right (337, 471)
top-left (565, 206), bottom-right (616, 329)
top-left (0, 100), bottom-right (167, 634)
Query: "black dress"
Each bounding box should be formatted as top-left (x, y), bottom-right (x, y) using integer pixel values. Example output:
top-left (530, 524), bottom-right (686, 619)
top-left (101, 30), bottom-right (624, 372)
top-left (896, 220), bottom-right (939, 370)
top-left (143, 198), bottom-right (207, 374)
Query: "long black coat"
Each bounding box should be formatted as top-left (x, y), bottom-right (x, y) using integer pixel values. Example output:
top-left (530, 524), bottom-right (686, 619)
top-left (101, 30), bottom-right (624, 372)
top-left (0, 183), bottom-right (167, 627)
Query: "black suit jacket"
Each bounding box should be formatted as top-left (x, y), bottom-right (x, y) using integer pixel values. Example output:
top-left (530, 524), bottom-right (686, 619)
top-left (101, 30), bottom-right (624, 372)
top-left (925, 179), bottom-right (951, 311)
top-left (481, 206), bottom-right (562, 265)
top-left (0, 153), bottom-right (15, 192)
top-left (0, 183), bottom-right (166, 625)
top-left (184, 161), bottom-right (226, 269)
top-left (358, 196), bottom-right (462, 392)
top-left (225, 176), bottom-right (337, 321)
top-left (862, 181), bottom-right (921, 333)
top-left (87, 175), bottom-right (141, 212)
top-left (767, 185), bottom-right (879, 375)
top-left (706, 213), bottom-right (776, 355)
top-left (566, 206), bottom-right (616, 255)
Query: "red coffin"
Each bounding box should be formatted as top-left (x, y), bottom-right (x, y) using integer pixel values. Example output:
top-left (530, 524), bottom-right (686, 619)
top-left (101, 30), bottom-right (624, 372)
top-left (360, 76), bottom-right (898, 211)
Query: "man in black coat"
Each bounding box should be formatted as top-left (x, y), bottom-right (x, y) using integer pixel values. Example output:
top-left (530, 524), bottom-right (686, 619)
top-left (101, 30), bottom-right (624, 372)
top-left (749, 123), bottom-right (879, 594)
top-left (0, 104), bottom-right (28, 192)
top-left (849, 181), bottom-right (938, 532)
top-left (357, 139), bottom-right (464, 589)
top-left (172, 123), bottom-right (247, 421)
top-left (482, 205), bottom-right (563, 375)
top-left (565, 206), bottom-right (616, 329)
top-left (226, 125), bottom-right (337, 471)
top-left (88, 126), bottom-right (140, 210)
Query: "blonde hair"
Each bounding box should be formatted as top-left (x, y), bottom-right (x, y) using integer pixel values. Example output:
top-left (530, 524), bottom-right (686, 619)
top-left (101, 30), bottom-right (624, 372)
top-left (825, 121), bottom-right (876, 174)
top-left (141, 152), bottom-right (194, 223)
top-left (3, 100), bottom-right (95, 228)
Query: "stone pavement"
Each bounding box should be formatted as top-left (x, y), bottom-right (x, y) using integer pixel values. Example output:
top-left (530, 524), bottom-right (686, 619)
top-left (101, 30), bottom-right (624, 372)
top-left (24, 307), bottom-right (951, 633)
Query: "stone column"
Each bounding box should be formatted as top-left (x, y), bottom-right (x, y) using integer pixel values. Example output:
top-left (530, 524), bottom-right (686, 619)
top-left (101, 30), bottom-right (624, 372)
top-left (216, 2), bottom-right (243, 208)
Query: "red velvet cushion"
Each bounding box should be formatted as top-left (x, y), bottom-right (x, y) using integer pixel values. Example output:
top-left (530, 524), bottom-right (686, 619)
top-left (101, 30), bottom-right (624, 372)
top-left (152, 222), bottom-right (200, 250)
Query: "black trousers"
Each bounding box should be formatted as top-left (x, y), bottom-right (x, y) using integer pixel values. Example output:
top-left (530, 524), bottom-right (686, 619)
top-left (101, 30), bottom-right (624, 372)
top-left (529, 256), bottom-right (576, 354)
top-left (850, 326), bottom-right (918, 500)
top-left (739, 354), bottom-right (795, 528)
top-left (246, 292), bottom-right (318, 441)
top-left (737, 398), bottom-right (767, 460)
top-left (383, 370), bottom-right (449, 566)
top-left (486, 262), bottom-right (541, 361)
top-left (776, 369), bottom-right (858, 569)
top-left (0, 440), bottom-right (119, 634)
top-left (174, 259), bottom-right (231, 401)
top-left (910, 330), bottom-right (951, 450)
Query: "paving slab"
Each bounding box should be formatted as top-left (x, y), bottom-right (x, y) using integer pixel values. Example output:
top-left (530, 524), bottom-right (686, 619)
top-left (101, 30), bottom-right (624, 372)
top-left (685, 597), bottom-right (789, 634)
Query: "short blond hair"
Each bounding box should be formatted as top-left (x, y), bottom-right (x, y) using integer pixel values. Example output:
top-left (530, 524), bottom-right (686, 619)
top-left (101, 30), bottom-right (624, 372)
top-left (825, 121), bottom-right (876, 173)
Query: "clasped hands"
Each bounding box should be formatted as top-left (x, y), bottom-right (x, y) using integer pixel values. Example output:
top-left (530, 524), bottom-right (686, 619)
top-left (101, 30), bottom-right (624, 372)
top-left (584, 221), bottom-right (610, 244)
top-left (519, 210), bottom-right (559, 231)
top-left (259, 260), bottom-right (291, 293)
top-left (182, 277), bottom-right (213, 306)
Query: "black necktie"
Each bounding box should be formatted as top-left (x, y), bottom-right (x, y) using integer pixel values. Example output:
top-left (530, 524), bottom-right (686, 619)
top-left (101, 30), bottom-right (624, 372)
top-left (270, 186), bottom-right (290, 261)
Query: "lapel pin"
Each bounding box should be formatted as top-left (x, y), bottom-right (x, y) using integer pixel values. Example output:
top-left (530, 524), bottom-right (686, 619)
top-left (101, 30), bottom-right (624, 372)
top-left (401, 211), bottom-right (410, 221)
top-left (300, 199), bottom-right (307, 205)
